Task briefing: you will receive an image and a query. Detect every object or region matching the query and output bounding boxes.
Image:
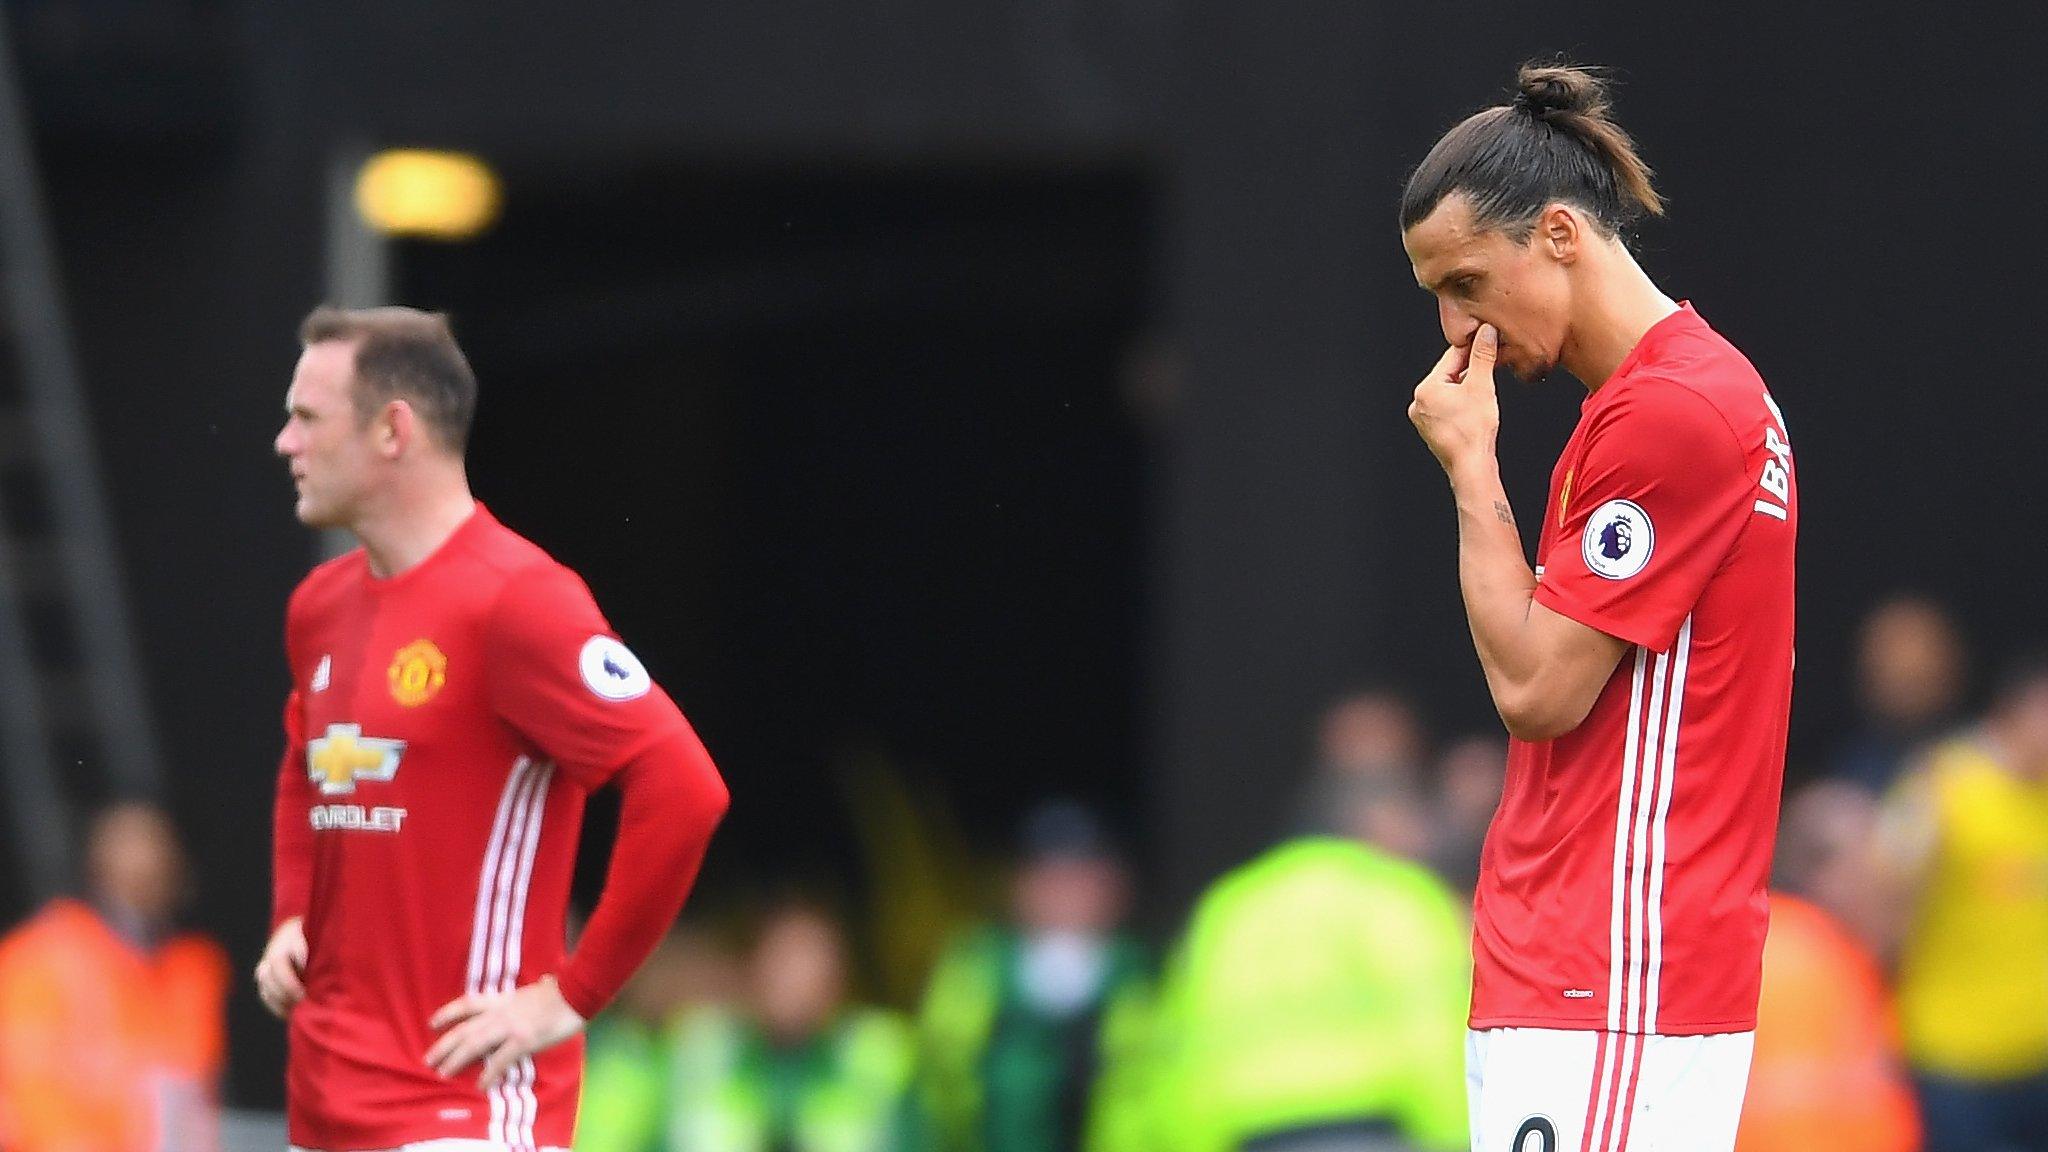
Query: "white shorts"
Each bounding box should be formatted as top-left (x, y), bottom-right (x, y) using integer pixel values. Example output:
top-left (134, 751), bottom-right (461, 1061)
top-left (291, 1142), bottom-right (568, 1152)
top-left (1465, 1027), bottom-right (1754, 1152)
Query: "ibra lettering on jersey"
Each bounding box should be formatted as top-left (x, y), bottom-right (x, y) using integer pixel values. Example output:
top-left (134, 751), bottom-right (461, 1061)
top-left (1754, 399), bottom-right (1794, 521)
top-left (310, 804), bottom-right (408, 833)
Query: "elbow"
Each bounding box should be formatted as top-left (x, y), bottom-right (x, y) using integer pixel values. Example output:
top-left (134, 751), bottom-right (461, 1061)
top-left (705, 774), bottom-right (733, 824)
top-left (626, 729), bottom-right (732, 829)
top-left (1495, 683), bottom-right (1593, 743)
top-left (674, 760), bottom-right (732, 835)
top-left (1498, 710), bottom-right (1572, 743)
top-left (685, 746), bottom-right (733, 830)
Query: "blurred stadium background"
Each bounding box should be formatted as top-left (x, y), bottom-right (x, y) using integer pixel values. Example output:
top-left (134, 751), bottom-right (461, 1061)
top-left (0, 0), bottom-right (2040, 1149)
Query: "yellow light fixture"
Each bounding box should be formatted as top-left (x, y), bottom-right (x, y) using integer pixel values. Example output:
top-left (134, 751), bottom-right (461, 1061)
top-left (354, 149), bottom-right (502, 241)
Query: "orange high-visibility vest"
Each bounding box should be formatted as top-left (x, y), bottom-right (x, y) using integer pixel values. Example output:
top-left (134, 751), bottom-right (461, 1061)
top-left (1734, 893), bottom-right (1920, 1152)
top-left (0, 898), bottom-right (229, 1152)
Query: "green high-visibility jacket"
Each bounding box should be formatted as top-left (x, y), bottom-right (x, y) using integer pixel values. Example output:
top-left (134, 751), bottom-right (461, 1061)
top-left (1152, 838), bottom-right (1471, 1152)
top-left (918, 927), bottom-right (1154, 1152)
top-left (578, 1006), bottom-right (921, 1152)
top-left (578, 1015), bottom-right (672, 1152)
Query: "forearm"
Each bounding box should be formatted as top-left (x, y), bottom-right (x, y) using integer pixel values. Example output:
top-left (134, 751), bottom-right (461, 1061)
top-left (556, 726), bottom-right (729, 1018)
top-left (1449, 461), bottom-right (1543, 709)
top-left (1416, 330), bottom-right (1622, 741)
top-left (272, 754), bottom-right (311, 930)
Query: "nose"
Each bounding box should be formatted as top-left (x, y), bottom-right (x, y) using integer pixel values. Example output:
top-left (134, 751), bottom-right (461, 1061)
top-left (274, 422), bottom-right (297, 458)
top-left (1438, 297), bottom-right (1479, 349)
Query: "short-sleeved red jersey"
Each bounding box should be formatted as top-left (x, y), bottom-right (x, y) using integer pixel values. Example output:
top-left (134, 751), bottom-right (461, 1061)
top-left (274, 506), bottom-right (723, 1150)
top-left (1470, 304), bottom-right (1796, 1036)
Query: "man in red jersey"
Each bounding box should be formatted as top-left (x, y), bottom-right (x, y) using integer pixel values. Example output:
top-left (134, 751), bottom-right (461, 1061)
top-left (253, 305), bottom-right (730, 1152)
top-left (1400, 64), bottom-right (1796, 1151)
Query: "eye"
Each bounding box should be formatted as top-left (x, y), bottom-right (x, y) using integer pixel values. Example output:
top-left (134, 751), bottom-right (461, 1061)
top-left (1453, 275), bottom-right (1481, 297)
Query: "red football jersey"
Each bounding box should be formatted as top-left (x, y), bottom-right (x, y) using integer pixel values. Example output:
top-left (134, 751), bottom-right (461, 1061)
top-left (1470, 304), bottom-right (1796, 1036)
top-left (274, 506), bottom-right (721, 1150)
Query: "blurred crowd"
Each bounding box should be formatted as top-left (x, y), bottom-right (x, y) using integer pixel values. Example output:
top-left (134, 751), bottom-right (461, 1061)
top-left (4, 592), bottom-right (2047, 1152)
top-left (0, 802), bottom-right (229, 1151)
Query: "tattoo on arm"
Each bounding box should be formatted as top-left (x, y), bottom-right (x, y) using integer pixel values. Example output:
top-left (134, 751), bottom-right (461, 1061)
top-left (1493, 499), bottom-right (1515, 526)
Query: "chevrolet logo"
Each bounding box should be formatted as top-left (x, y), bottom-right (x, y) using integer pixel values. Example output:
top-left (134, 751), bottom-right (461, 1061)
top-left (307, 723), bottom-right (405, 795)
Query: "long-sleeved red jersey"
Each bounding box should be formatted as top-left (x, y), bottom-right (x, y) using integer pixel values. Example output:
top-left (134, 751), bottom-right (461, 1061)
top-left (273, 505), bottom-right (728, 1151)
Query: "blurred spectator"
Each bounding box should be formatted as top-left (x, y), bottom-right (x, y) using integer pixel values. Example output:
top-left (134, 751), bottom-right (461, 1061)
top-left (679, 902), bottom-right (919, 1152)
top-left (586, 902), bottom-right (919, 1152)
top-left (1338, 778), bottom-right (1436, 865)
top-left (1299, 689), bottom-right (1429, 843)
top-left (1876, 657), bottom-right (2048, 1152)
top-left (578, 924), bottom-right (743, 1152)
top-left (1832, 596), bottom-right (1966, 794)
top-left (1734, 782), bottom-right (1920, 1152)
top-left (1149, 779), bottom-right (1470, 1152)
top-left (919, 801), bottom-right (1152, 1152)
top-left (1429, 735), bottom-right (1506, 892)
top-left (0, 800), bottom-right (229, 1152)
top-left (1314, 687), bottom-right (1426, 786)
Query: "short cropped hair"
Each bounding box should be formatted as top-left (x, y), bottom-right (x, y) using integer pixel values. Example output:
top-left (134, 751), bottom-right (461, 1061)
top-left (299, 305), bottom-right (478, 454)
top-left (1401, 62), bottom-right (1664, 242)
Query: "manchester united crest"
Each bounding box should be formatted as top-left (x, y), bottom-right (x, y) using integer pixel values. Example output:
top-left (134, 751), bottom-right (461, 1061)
top-left (387, 639), bottom-right (447, 707)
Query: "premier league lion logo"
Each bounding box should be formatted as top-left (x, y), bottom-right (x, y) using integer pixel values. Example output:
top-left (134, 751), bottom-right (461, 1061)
top-left (1599, 518), bottom-right (1633, 561)
top-left (1582, 499), bottom-right (1653, 580)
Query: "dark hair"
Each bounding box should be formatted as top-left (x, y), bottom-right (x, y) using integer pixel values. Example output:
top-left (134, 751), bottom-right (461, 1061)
top-left (1017, 798), bottom-right (1121, 864)
top-left (1400, 62), bottom-right (1664, 241)
top-left (299, 305), bottom-right (478, 453)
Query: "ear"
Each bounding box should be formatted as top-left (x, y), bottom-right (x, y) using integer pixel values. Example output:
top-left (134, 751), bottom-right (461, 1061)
top-left (374, 399), bottom-right (414, 460)
top-left (1537, 203), bottom-right (1584, 264)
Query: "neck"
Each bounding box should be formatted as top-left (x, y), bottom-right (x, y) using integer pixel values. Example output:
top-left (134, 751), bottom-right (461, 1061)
top-left (1559, 244), bottom-right (1679, 392)
top-left (353, 466), bottom-right (476, 579)
top-left (92, 898), bottom-right (160, 948)
top-left (1982, 717), bottom-right (2048, 778)
top-left (1991, 724), bottom-right (2048, 781)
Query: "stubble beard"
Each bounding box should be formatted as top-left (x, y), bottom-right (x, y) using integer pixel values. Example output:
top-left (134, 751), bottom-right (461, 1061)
top-left (1512, 355), bottom-right (1555, 385)
top-left (293, 487), bottom-right (342, 529)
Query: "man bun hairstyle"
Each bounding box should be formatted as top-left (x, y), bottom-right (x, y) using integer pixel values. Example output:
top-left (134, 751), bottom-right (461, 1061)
top-left (1401, 61), bottom-right (1664, 241)
top-left (300, 304), bottom-right (478, 454)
